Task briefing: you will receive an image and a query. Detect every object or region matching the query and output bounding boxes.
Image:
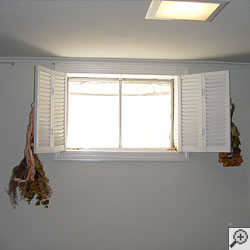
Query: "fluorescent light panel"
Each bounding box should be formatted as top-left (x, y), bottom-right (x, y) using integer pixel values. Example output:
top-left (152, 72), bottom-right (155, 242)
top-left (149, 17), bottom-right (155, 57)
top-left (146, 0), bottom-right (230, 21)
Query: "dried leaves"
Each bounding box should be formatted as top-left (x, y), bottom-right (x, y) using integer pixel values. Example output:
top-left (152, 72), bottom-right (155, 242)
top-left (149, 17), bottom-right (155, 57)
top-left (218, 103), bottom-right (243, 167)
top-left (7, 105), bottom-right (52, 208)
top-left (7, 155), bottom-right (52, 208)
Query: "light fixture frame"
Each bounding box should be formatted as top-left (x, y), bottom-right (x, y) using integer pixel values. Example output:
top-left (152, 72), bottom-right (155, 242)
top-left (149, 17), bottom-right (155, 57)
top-left (145, 0), bottom-right (230, 22)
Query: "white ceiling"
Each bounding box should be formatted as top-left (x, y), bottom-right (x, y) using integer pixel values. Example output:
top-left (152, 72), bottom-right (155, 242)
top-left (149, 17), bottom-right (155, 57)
top-left (0, 0), bottom-right (250, 62)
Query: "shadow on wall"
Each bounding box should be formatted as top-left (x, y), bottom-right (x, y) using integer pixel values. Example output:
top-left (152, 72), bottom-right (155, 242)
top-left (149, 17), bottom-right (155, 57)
top-left (201, 53), bottom-right (250, 63)
top-left (0, 36), bottom-right (56, 57)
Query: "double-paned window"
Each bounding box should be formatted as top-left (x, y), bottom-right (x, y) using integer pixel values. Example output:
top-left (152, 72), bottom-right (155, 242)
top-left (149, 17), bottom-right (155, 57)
top-left (67, 76), bottom-right (173, 150)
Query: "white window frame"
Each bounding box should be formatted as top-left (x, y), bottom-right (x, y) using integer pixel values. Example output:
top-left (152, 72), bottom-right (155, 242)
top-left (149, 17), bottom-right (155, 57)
top-left (54, 59), bottom-right (189, 161)
top-left (55, 150), bottom-right (189, 162)
top-left (66, 73), bottom-right (175, 150)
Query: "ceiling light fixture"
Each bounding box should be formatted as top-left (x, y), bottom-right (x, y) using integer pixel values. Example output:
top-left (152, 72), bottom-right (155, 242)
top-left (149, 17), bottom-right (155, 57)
top-left (145, 0), bottom-right (230, 22)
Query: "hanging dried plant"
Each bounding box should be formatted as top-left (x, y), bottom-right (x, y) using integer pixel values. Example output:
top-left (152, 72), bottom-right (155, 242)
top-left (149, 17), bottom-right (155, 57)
top-left (7, 104), bottom-right (52, 208)
top-left (218, 103), bottom-right (243, 167)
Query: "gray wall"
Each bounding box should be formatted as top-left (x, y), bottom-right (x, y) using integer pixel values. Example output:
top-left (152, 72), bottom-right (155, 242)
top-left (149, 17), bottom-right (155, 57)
top-left (0, 60), bottom-right (249, 250)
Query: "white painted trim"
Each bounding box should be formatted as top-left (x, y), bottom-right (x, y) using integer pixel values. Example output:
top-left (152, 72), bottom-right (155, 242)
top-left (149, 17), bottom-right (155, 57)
top-left (145, 0), bottom-right (161, 20)
top-left (55, 151), bottom-right (189, 162)
top-left (174, 76), bottom-right (181, 151)
top-left (55, 60), bottom-right (188, 75)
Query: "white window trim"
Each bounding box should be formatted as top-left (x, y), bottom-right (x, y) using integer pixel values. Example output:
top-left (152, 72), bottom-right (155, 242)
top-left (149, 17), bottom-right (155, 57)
top-left (53, 59), bottom-right (189, 161)
top-left (54, 59), bottom-right (189, 76)
top-left (55, 151), bottom-right (189, 162)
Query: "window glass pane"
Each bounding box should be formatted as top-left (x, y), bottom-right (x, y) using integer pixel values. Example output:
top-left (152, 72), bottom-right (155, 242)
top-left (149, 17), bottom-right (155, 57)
top-left (122, 81), bottom-right (172, 148)
top-left (67, 78), bottom-right (119, 148)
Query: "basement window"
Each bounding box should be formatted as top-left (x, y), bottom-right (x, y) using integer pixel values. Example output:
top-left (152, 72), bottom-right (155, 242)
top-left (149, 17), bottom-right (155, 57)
top-left (67, 75), bottom-right (174, 151)
top-left (34, 66), bottom-right (231, 161)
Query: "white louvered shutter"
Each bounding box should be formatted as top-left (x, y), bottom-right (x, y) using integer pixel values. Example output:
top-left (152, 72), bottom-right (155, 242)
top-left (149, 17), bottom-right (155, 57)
top-left (34, 66), bottom-right (67, 153)
top-left (178, 70), bottom-right (230, 152)
top-left (34, 66), bottom-right (53, 153)
top-left (202, 71), bottom-right (230, 152)
top-left (178, 74), bottom-right (203, 152)
top-left (53, 71), bottom-right (67, 152)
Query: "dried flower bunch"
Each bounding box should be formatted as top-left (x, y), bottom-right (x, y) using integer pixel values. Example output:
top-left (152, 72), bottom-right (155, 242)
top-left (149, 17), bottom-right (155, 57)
top-left (7, 105), bottom-right (52, 208)
top-left (218, 103), bottom-right (243, 167)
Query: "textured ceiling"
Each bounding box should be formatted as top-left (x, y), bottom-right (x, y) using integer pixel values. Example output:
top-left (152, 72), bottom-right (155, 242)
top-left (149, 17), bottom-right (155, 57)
top-left (0, 0), bottom-right (250, 62)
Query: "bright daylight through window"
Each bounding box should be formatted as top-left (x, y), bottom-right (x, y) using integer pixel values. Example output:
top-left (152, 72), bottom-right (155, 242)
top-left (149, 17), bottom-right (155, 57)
top-left (67, 76), bottom-right (173, 151)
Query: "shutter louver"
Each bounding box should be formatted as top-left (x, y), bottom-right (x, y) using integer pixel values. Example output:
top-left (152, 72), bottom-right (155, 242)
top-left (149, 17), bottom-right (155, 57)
top-left (34, 66), bottom-right (67, 153)
top-left (179, 74), bottom-right (202, 152)
top-left (179, 70), bottom-right (230, 152)
top-left (203, 70), bottom-right (230, 152)
top-left (34, 66), bottom-right (53, 153)
top-left (53, 72), bottom-right (67, 152)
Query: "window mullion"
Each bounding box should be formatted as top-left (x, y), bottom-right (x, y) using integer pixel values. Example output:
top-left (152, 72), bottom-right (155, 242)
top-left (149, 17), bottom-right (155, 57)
top-left (119, 78), bottom-right (122, 149)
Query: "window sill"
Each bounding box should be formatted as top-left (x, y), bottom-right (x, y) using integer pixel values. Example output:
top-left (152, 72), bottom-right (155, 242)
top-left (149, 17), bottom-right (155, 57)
top-left (54, 151), bottom-right (189, 162)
